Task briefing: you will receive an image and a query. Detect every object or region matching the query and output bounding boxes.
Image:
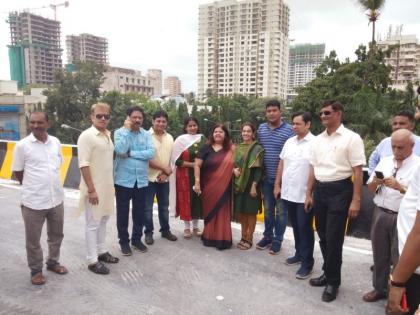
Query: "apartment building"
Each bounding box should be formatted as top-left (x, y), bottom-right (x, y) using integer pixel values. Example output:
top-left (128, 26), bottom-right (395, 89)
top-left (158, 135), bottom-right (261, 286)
top-left (197, 0), bottom-right (290, 100)
top-left (66, 33), bottom-right (108, 64)
top-left (147, 69), bottom-right (163, 96)
top-left (164, 76), bottom-right (182, 96)
top-left (378, 33), bottom-right (420, 90)
top-left (7, 11), bottom-right (62, 87)
top-left (287, 43), bottom-right (325, 100)
top-left (101, 66), bottom-right (154, 96)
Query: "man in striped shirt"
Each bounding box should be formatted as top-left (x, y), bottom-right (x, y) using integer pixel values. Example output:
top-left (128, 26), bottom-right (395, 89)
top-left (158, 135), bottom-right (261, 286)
top-left (256, 99), bottom-right (294, 254)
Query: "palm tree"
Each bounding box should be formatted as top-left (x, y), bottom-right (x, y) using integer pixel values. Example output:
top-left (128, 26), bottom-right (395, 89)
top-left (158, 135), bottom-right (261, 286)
top-left (357, 0), bottom-right (386, 50)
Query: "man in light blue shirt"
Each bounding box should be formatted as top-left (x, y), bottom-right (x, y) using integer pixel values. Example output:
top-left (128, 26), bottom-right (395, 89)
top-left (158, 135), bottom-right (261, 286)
top-left (368, 110), bottom-right (420, 175)
top-left (114, 106), bottom-right (155, 256)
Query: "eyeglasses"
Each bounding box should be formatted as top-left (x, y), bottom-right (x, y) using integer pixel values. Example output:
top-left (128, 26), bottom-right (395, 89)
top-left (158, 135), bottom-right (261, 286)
top-left (319, 110), bottom-right (333, 117)
top-left (95, 114), bottom-right (110, 120)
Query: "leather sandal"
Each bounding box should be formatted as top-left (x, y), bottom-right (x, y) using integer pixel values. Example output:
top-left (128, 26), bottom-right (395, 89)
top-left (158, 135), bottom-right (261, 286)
top-left (236, 238), bottom-right (246, 248)
top-left (239, 240), bottom-right (252, 250)
top-left (184, 229), bottom-right (192, 239)
top-left (31, 272), bottom-right (46, 285)
top-left (193, 228), bottom-right (203, 236)
top-left (88, 261), bottom-right (109, 275)
top-left (98, 252), bottom-right (119, 264)
top-left (47, 264), bottom-right (68, 275)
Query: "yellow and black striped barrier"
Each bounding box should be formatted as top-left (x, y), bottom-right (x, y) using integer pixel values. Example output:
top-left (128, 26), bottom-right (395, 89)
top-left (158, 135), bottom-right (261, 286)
top-left (0, 140), bottom-right (80, 189)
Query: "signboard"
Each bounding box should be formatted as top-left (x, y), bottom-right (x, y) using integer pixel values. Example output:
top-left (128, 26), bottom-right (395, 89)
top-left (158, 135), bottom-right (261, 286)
top-left (0, 114), bottom-right (20, 140)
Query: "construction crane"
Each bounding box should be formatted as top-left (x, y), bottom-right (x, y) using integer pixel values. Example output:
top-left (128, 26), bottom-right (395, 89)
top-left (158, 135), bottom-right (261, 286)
top-left (50, 1), bottom-right (69, 21)
top-left (22, 1), bottom-right (69, 20)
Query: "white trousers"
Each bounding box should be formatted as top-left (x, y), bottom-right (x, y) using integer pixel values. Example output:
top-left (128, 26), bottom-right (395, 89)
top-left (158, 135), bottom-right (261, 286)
top-left (183, 219), bottom-right (199, 230)
top-left (85, 201), bottom-right (109, 264)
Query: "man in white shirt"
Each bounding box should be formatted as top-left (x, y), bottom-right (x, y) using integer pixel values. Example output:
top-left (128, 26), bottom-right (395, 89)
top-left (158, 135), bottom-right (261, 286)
top-left (363, 129), bottom-right (419, 303)
top-left (386, 101), bottom-right (420, 315)
top-left (305, 100), bottom-right (366, 302)
top-left (274, 111), bottom-right (315, 280)
top-left (12, 111), bottom-right (68, 285)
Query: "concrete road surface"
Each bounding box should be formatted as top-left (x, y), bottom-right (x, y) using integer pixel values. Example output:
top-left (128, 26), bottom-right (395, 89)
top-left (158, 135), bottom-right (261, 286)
top-left (0, 181), bottom-right (385, 315)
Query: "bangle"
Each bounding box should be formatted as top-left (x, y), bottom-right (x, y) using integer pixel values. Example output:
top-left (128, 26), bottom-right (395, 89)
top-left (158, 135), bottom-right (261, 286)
top-left (390, 275), bottom-right (406, 288)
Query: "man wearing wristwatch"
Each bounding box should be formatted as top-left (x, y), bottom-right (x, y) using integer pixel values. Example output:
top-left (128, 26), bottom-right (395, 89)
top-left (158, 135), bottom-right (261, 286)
top-left (363, 129), bottom-right (419, 303)
top-left (143, 110), bottom-right (178, 244)
top-left (114, 106), bottom-right (155, 256)
top-left (387, 169), bottom-right (420, 315)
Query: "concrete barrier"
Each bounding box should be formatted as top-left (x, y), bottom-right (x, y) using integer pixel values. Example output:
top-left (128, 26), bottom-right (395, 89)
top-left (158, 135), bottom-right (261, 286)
top-left (0, 140), bottom-right (80, 189)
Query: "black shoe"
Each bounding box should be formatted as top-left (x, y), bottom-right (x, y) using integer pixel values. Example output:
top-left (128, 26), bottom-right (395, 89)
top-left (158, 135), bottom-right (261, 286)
top-left (132, 240), bottom-right (148, 253)
top-left (162, 231), bottom-right (178, 241)
top-left (120, 243), bottom-right (132, 256)
top-left (309, 274), bottom-right (327, 287)
top-left (145, 233), bottom-right (154, 245)
top-left (322, 285), bottom-right (339, 302)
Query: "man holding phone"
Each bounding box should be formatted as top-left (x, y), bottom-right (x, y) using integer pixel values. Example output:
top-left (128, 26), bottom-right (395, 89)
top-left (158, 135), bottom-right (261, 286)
top-left (363, 129), bottom-right (419, 302)
top-left (114, 106), bottom-right (155, 256)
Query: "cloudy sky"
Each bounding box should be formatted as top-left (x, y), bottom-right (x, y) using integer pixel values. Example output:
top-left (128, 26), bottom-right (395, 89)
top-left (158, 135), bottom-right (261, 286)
top-left (0, 0), bottom-right (419, 92)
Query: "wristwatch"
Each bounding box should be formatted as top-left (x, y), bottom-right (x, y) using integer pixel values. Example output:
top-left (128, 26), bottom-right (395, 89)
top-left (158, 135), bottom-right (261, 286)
top-left (390, 275), bottom-right (406, 288)
top-left (399, 185), bottom-right (407, 194)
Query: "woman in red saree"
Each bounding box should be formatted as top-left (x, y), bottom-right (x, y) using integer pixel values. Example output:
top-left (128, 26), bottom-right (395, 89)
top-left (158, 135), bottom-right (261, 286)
top-left (169, 117), bottom-right (205, 239)
top-left (193, 124), bottom-right (234, 250)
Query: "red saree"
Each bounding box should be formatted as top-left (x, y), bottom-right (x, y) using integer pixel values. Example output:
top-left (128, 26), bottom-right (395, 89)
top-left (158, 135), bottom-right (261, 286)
top-left (198, 145), bottom-right (234, 250)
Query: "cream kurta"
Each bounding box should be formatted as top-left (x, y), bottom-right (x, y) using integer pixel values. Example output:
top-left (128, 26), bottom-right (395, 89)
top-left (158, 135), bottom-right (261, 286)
top-left (77, 126), bottom-right (115, 220)
top-left (148, 128), bottom-right (174, 182)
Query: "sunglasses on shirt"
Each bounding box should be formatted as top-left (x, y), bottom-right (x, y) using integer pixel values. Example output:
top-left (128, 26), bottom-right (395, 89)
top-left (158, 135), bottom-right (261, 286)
top-left (95, 114), bottom-right (111, 120)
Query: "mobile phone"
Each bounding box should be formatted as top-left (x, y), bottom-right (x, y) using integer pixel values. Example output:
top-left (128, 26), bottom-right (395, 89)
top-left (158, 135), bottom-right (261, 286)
top-left (375, 171), bottom-right (384, 179)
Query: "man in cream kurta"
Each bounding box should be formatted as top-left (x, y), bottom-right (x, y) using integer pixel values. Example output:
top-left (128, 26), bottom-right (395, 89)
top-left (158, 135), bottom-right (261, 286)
top-left (143, 110), bottom-right (178, 244)
top-left (77, 102), bottom-right (119, 275)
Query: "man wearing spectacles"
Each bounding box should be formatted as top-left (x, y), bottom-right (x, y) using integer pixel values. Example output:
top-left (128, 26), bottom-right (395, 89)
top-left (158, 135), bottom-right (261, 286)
top-left (305, 100), bottom-right (366, 302)
top-left (368, 110), bottom-right (420, 176)
top-left (363, 129), bottom-right (419, 303)
top-left (114, 106), bottom-right (155, 256)
top-left (77, 102), bottom-right (119, 275)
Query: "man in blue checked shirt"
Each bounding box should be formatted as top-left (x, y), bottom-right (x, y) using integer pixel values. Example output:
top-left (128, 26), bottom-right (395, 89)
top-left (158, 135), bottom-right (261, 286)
top-left (114, 106), bottom-right (155, 256)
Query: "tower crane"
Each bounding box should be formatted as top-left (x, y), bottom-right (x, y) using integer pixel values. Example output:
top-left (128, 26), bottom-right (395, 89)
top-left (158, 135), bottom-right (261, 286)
top-left (22, 1), bottom-right (69, 20)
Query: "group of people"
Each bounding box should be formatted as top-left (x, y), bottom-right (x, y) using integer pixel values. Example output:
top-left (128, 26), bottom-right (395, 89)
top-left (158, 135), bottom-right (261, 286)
top-left (11, 98), bottom-right (420, 314)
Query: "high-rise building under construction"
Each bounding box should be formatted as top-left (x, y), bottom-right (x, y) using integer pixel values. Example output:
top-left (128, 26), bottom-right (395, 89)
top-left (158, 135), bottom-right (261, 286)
top-left (7, 11), bottom-right (63, 87)
top-left (66, 33), bottom-right (108, 65)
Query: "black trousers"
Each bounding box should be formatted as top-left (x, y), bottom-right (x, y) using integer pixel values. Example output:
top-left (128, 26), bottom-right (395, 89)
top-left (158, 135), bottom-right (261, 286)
top-left (406, 273), bottom-right (420, 315)
top-left (313, 178), bottom-right (353, 287)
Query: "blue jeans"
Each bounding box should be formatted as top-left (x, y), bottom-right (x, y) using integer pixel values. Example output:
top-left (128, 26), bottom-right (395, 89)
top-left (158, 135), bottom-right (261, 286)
top-left (115, 183), bottom-right (147, 245)
top-left (262, 180), bottom-right (287, 242)
top-left (144, 181), bottom-right (170, 235)
top-left (282, 199), bottom-right (315, 269)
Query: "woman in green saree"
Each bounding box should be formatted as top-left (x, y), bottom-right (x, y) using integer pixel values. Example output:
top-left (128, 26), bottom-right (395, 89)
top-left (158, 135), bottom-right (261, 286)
top-left (233, 122), bottom-right (264, 250)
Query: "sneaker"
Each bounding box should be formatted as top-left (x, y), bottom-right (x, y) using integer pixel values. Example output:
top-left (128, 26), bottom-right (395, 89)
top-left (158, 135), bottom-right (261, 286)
top-left (296, 266), bottom-right (313, 279)
top-left (120, 244), bottom-right (132, 256)
top-left (145, 233), bottom-right (154, 245)
top-left (162, 231), bottom-right (178, 241)
top-left (285, 255), bottom-right (302, 266)
top-left (269, 240), bottom-right (282, 255)
top-left (256, 237), bottom-right (272, 250)
top-left (132, 240), bottom-right (148, 253)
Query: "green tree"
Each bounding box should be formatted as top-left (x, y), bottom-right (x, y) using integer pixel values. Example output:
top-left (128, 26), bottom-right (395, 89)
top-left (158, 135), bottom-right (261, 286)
top-left (44, 61), bottom-right (106, 144)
